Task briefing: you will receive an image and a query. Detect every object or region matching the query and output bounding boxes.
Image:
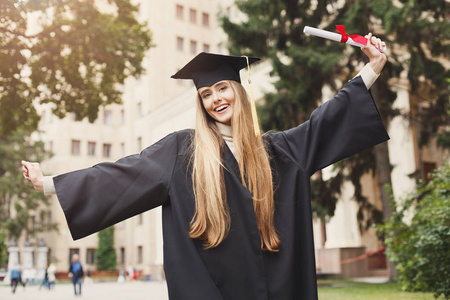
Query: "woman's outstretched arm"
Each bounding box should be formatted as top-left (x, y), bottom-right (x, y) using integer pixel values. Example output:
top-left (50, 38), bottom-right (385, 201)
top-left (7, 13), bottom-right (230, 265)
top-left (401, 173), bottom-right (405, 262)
top-left (22, 160), bottom-right (44, 192)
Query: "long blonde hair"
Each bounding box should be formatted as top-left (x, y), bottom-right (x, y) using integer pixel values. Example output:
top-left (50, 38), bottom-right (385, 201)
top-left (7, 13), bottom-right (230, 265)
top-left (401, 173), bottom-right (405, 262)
top-left (189, 80), bottom-right (280, 251)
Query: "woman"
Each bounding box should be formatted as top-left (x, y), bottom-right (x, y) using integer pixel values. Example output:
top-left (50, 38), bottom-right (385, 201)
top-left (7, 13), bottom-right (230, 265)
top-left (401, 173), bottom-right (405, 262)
top-left (23, 34), bottom-right (388, 299)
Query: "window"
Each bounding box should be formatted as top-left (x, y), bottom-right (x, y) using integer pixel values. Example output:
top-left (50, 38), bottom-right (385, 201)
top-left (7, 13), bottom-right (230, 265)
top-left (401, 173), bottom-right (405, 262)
top-left (176, 36), bottom-right (184, 51)
top-left (86, 248), bottom-right (96, 265)
top-left (104, 109), bottom-right (112, 125)
top-left (103, 143), bottom-right (112, 158)
top-left (176, 4), bottom-right (183, 20)
top-left (226, 6), bottom-right (232, 18)
top-left (120, 109), bottom-right (125, 125)
top-left (138, 213), bottom-right (143, 225)
top-left (31, 216), bottom-right (36, 230)
top-left (136, 3), bottom-right (141, 17)
top-left (137, 138), bottom-right (142, 152)
top-left (48, 212), bottom-right (52, 227)
top-left (202, 12), bottom-right (210, 27)
top-left (217, 42), bottom-right (223, 54)
top-left (137, 102), bottom-right (143, 117)
top-left (48, 141), bottom-right (53, 152)
top-left (203, 43), bottom-right (210, 53)
top-left (423, 162), bottom-right (437, 182)
top-left (189, 8), bottom-right (196, 23)
top-left (190, 40), bottom-right (197, 54)
top-left (137, 246), bottom-right (143, 264)
top-left (121, 142), bottom-right (125, 157)
top-left (88, 142), bottom-right (96, 156)
top-left (47, 248), bottom-right (51, 266)
top-left (120, 247), bottom-right (125, 265)
top-left (71, 140), bottom-right (81, 156)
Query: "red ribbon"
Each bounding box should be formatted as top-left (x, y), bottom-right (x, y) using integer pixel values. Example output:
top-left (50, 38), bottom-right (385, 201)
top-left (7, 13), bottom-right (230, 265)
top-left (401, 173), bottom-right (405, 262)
top-left (335, 25), bottom-right (368, 46)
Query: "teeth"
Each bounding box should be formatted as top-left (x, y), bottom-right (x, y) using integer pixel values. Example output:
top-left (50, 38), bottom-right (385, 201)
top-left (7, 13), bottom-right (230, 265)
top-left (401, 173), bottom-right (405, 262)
top-left (215, 105), bottom-right (228, 111)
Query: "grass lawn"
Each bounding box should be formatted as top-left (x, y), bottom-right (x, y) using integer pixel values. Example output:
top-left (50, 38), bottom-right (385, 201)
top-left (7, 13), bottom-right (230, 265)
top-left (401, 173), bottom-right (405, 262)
top-left (318, 281), bottom-right (436, 300)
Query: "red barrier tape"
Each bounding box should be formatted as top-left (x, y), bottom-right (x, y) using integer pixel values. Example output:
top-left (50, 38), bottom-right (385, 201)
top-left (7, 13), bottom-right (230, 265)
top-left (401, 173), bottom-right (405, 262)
top-left (318, 245), bottom-right (387, 265)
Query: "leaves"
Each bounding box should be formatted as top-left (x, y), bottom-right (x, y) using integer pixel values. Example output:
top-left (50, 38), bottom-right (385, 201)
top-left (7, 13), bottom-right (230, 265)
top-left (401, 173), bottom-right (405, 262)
top-left (96, 226), bottom-right (117, 271)
top-left (0, 130), bottom-right (54, 241)
top-left (379, 163), bottom-right (450, 298)
top-left (0, 0), bottom-right (152, 135)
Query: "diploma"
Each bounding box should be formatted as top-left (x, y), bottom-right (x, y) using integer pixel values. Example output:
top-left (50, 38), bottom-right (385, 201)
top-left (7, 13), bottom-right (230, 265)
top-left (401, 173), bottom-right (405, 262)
top-left (303, 25), bottom-right (386, 53)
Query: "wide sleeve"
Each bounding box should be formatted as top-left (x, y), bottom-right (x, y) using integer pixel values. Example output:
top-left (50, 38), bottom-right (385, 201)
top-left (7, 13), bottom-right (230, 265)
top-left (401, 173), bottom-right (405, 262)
top-left (53, 132), bottom-right (180, 240)
top-left (270, 76), bottom-right (389, 176)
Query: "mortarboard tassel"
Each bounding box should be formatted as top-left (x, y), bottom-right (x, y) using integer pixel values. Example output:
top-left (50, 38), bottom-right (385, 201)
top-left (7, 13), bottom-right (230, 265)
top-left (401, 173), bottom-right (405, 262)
top-left (243, 56), bottom-right (261, 137)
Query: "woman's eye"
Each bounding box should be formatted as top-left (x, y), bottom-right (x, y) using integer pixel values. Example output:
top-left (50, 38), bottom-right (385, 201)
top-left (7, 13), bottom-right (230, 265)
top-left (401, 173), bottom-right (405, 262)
top-left (202, 93), bottom-right (211, 99)
top-left (219, 86), bottom-right (227, 92)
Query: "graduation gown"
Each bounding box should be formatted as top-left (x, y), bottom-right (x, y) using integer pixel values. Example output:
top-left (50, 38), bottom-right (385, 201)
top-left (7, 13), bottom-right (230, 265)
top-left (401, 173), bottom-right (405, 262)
top-left (54, 76), bottom-right (389, 299)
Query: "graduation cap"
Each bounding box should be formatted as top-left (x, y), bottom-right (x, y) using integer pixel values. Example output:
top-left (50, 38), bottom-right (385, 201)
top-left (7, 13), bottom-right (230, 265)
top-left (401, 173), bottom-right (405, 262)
top-left (171, 52), bottom-right (261, 135)
top-left (171, 52), bottom-right (260, 89)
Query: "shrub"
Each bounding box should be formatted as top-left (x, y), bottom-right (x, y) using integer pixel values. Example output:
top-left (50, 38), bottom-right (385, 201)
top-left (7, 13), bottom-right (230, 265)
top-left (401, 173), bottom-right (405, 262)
top-left (379, 163), bottom-right (450, 299)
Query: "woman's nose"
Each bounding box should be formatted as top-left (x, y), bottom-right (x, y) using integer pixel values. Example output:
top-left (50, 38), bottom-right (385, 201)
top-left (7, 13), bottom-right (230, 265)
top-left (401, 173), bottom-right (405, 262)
top-left (212, 92), bottom-right (221, 102)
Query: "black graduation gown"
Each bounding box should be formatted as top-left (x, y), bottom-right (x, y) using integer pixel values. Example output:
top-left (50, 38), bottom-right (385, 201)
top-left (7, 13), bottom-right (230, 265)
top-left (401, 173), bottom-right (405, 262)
top-left (54, 76), bottom-right (389, 299)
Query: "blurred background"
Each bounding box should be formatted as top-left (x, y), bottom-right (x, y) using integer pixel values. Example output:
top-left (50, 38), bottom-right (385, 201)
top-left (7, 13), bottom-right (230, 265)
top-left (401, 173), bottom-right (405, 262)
top-left (0, 0), bottom-right (448, 297)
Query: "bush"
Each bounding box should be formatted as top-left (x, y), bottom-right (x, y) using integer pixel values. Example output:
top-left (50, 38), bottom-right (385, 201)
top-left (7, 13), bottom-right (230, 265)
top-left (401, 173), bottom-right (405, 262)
top-left (379, 163), bottom-right (450, 299)
top-left (96, 226), bottom-right (117, 271)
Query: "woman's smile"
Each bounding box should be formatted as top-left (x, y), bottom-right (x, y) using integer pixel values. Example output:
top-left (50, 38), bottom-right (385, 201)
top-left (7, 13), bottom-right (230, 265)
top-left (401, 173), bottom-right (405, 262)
top-left (214, 104), bottom-right (229, 113)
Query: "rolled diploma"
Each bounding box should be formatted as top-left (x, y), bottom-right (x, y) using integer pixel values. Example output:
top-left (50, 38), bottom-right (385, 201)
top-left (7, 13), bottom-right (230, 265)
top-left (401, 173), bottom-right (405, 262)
top-left (303, 26), bottom-right (386, 53)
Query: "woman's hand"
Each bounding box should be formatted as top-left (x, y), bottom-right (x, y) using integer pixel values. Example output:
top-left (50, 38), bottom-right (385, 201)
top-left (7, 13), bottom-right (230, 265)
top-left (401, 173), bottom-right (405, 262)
top-left (361, 33), bottom-right (387, 75)
top-left (21, 160), bottom-right (44, 192)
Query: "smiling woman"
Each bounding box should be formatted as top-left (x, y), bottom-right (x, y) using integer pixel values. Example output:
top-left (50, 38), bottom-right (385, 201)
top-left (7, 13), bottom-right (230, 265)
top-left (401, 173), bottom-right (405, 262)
top-left (198, 80), bottom-right (236, 125)
top-left (23, 44), bottom-right (389, 300)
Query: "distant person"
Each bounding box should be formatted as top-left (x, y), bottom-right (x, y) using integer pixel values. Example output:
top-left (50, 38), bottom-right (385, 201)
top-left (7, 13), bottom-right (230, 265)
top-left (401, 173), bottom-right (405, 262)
top-left (127, 265), bottom-right (134, 281)
top-left (39, 265), bottom-right (49, 290)
top-left (47, 263), bottom-right (56, 289)
top-left (68, 254), bottom-right (84, 296)
top-left (118, 268), bottom-right (126, 284)
top-left (22, 268), bottom-right (31, 285)
top-left (10, 267), bottom-right (25, 293)
top-left (29, 268), bottom-right (37, 285)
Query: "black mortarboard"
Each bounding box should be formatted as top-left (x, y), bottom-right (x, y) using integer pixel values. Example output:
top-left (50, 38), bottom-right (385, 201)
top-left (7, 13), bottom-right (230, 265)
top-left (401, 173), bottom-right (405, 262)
top-left (171, 52), bottom-right (260, 89)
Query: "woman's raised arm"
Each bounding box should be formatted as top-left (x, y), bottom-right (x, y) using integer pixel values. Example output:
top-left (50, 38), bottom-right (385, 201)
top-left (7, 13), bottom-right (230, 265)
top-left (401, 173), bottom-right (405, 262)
top-left (361, 33), bottom-right (387, 75)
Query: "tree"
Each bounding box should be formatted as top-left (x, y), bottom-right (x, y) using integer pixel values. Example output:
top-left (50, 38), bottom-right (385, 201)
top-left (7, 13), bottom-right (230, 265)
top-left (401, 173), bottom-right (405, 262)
top-left (222, 0), bottom-right (449, 279)
top-left (96, 226), bottom-right (117, 271)
top-left (0, 0), bottom-right (152, 261)
top-left (0, 0), bottom-right (152, 136)
top-left (0, 229), bottom-right (7, 268)
top-left (379, 163), bottom-right (450, 299)
top-left (0, 130), bottom-right (55, 241)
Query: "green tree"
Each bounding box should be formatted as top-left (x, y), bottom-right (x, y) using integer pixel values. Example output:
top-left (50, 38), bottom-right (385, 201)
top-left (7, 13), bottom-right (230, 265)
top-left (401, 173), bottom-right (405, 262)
top-left (0, 0), bottom-right (152, 136)
top-left (0, 229), bottom-right (7, 268)
top-left (379, 163), bottom-right (450, 299)
top-left (0, 130), bottom-right (55, 241)
top-left (222, 0), bottom-right (449, 279)
top-left (96, 226), bottom-right (117, 271)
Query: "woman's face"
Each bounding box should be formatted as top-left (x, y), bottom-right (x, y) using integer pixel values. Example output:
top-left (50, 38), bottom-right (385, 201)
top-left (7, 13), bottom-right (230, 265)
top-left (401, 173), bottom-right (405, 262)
top-left (198, 80), bottom-right (235, 125)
